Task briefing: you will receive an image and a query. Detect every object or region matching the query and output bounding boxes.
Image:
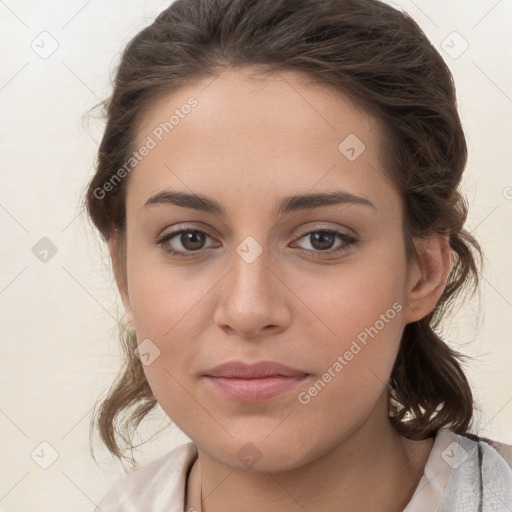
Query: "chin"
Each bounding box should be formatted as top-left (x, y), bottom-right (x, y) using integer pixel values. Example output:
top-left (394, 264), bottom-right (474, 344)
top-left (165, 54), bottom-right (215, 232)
top-left (194, 428), bottom-right (327, 474)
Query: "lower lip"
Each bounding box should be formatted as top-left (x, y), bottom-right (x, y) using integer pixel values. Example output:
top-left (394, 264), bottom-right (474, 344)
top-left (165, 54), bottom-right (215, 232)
top-left (204, 375), bottom-right (308, 402)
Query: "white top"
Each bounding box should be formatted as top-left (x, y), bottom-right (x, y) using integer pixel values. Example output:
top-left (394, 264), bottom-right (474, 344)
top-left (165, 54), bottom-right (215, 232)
top-left (93, 428), bottom-right (512, 511)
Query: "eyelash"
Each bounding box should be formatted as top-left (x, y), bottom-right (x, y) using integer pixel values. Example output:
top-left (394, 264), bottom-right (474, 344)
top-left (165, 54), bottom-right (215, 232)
top-left (155, 227), bottom-right (358, 259)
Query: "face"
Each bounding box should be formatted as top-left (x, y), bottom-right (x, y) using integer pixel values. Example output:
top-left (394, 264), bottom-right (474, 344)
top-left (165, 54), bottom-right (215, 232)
top-left (117, 67), bottom-right (425, 472)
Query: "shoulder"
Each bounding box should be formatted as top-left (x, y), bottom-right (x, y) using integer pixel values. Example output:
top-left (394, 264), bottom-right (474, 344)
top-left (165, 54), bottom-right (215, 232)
top-left (456, 430), bottom-right (512, 473)
top-left (92, 442), bottom-right (198, 512)
top-left (478, 435), bottom-right (512, 470)
top-left (437, 429), bottom-right (512, 511)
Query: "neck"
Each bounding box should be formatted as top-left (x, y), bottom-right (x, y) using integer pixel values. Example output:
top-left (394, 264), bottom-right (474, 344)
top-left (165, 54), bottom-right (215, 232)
top-left (186, 402), bottom-right (433, 512)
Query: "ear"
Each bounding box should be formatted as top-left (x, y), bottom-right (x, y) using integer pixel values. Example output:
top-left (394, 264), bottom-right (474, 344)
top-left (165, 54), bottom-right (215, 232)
top-left (109, 233), bottom-right (135, 329)
top-left (404, 234), bottom-right (451, 324)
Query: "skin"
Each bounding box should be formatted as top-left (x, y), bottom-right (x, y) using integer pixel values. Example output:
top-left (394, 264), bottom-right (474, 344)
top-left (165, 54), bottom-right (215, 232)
top-left (111, 67), bottom-right (451, 511)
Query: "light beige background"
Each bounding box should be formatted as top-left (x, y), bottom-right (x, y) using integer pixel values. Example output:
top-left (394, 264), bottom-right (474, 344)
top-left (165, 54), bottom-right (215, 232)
top-left (1, 0), bottom-right (511, 510)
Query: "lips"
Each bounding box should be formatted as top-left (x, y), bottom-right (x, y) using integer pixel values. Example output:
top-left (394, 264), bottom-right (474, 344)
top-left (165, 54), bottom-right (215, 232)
top-left (203, 360), bottom-right (308, 379)
top-left (203, 361), bottom-right (309, 402)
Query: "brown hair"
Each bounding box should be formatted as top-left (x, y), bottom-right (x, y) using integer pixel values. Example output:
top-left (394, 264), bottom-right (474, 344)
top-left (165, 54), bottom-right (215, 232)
top-left (85, 0), bottom-right (483, 467)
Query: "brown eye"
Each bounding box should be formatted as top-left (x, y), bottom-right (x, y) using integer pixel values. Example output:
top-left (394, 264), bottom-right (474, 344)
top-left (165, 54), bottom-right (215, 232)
top-left (157, 229), bottom-right (215, 257)
top-left (309, 231), bottom-right (337, 251)
top-left (179, 230), bottom-right (207, 251)
top-left (294, 229), bottom-right (357, 256)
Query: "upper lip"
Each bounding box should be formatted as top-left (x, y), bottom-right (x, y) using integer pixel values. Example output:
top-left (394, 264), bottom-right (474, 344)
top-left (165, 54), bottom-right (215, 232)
top-left (203, 361), bottom-right (309, 379)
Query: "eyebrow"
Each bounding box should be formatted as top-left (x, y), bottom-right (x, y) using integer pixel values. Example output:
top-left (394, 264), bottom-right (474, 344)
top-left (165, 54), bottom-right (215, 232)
top-left (144, 188), bottom-right (376, 216)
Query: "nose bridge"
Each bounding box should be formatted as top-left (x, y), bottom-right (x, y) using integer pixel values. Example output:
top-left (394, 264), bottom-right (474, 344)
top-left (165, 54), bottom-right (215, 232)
top-left (214, 235), bottom-right (289, 335)
top-left (230, 236), bottom-right (275, 304)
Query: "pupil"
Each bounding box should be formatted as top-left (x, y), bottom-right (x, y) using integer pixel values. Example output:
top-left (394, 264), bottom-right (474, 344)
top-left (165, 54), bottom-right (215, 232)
top-left (182, 231), bottom-right (205, 250)
top-left (311, 231), bottom-right (334, 250)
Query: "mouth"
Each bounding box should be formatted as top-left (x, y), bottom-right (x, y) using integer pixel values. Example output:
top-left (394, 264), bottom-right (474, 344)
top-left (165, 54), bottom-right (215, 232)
top-left (202, 360), bottom-right (309, 402)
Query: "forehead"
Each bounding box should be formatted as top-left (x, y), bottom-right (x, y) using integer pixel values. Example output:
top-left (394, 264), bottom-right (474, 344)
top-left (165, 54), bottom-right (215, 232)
top-left (128, 67), bottom-right (398, 217)
top-left (135, 67), bottom-right (378, 149)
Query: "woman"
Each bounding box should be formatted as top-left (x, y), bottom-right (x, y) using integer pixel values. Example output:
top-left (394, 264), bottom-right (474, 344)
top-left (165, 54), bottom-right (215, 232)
top-left (85, 0), bottom-right (512, 510)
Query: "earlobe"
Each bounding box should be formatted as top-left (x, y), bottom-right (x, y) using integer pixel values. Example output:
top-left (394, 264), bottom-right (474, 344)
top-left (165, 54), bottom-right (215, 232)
top-left (108, 234), bottom-right (135, 329)
top-left (404, 234), bottom-right (451, 324)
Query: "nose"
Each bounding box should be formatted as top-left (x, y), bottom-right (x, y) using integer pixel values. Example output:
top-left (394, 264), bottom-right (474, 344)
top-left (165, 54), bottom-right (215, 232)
top-left (213, 244), bottom-right (292, 339)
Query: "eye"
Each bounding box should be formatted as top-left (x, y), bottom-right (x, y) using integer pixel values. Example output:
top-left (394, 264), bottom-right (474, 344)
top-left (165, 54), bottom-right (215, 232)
top-left (156, 228), bottom-right (216, 258)
top-left (292, 229), bottom-right (358, 256)
top-left (155, 227), bottom-right (358, 259)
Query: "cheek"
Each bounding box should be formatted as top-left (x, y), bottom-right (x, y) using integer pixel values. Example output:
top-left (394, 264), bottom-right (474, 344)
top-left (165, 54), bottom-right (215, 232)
top-left (295, 245), bottom-right (407, 345)
top-left (293, 299), bottom-right (405, 450)
top-left (126, 248), bottom-right (207, 337)
top-left (141, 361), bottom-right (209, 440)
top-left (291, 245), bottom-right (407, 405)
top-left (125, 257), bottom-right (213, 410)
